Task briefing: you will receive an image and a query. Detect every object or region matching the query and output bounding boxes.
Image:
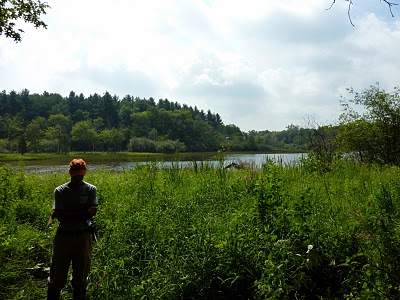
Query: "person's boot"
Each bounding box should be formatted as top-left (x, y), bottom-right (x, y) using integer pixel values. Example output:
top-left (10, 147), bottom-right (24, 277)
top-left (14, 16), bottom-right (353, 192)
top-left (47, 288), bottom-right (60, 300)
top-left (73, 288), bottom-right (87, 300)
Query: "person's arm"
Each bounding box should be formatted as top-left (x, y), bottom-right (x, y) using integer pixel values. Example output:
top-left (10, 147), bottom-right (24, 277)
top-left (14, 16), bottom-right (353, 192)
top-left (86, 185), bottom-right (98, 219)
top-left (52, 208), bottom-right (94, 221)
top-left (87, 204), bottom-right (98, 218)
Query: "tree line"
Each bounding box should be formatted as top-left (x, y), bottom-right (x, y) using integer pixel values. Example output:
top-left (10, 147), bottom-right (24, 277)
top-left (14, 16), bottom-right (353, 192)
top-left (0, 89), bottom-right (310, 154)
top-left (3, 83), bottom-right (397, 161)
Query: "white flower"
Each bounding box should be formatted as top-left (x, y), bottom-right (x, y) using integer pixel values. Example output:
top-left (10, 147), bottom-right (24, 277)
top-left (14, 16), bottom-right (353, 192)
top-left (306, 244), bottom-right (313, 254)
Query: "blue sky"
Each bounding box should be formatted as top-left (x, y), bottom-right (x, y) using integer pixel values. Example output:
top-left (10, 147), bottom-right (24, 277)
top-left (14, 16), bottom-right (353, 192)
top-left (1, 0), bottom-right (400, 132)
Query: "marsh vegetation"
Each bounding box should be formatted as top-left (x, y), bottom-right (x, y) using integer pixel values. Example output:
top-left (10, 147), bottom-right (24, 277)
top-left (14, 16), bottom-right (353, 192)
top-left (1, 153), bottom-right (400, 299)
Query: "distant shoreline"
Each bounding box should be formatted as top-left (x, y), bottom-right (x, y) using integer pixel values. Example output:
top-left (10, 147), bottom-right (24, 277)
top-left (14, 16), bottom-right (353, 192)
top-left (0, 151), bottom-right (306, 166)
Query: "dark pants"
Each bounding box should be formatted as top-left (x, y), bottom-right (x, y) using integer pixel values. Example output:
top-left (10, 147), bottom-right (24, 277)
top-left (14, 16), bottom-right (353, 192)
top-left (48, 231), bottom-right (92, 298)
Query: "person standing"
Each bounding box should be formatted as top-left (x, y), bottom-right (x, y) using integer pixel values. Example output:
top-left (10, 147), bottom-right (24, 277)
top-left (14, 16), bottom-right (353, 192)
top-left (47, 159), bottom-right (98, 300)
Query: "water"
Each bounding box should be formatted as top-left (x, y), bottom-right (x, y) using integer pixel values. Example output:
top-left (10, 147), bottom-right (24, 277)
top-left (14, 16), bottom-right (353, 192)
top-left (226, 153), bottom-right (306, 166)
top-left (17, 153), bottom-right (307, 174)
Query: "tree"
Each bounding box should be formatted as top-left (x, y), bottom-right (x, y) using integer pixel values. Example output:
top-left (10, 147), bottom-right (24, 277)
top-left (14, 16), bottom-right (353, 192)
top-left (17, 135), bottom-right (27, 155)
top-left (18, 88), bottom-right (31, 122)
top-left (302, 116), bottom-right (342, 171)
top-left (99, 128), bottom-right (124, 152)
top-left (46, 114), bottom-right (71, 153)
top-left (101, 92), bottom-right (119, 128)
top-left (244, 131), bottom-right (258, 151)
top-left (67, 91), bottom-right (79, 119)
top-left (92, 117), bottom-right (105, 132)
top-left (339, 84), bottom-right (400, 165)
top-left (0, 0), bottom-right (50, 42)
top-left (0, 114), bottom-right (23, 151)
top-left (168, 109), bottom-right (194, 143)
top-left (25, 116), bottom-right (46, 152)
top-left (48, 113), bottom-right (71, 131)
top-left (0, 90), bottom-right (8, 116)
top-left (148, 128), bottom-right (158, 140)
top-left (338, 119), bottom-right (378, 163)
top-left (43, 125), bottom-right (69, 153)
top-left (118, 95), bottom-right (135, 127)
top-left (130, 111), bottom-right (152, 137)
top-left (71, 121), bottom-right (98, 152)
top-left (8, 90), bottom-right (20, 115)
top-left (87, 93), bottom-right (102, 119)
top-left (327, 0), bottom-right (398, 26)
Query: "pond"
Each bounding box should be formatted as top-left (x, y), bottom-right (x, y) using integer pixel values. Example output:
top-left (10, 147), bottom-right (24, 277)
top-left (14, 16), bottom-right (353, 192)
top-left (16, 153), bottom-right (307, 174)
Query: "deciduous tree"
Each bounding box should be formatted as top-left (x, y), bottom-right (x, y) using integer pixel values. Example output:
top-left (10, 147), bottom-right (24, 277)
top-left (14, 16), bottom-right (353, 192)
top-left (0, 0), bottom-right (50, 42)
top-left (339, 84), bottom-right (400, 165)
top-left (71, 120), bottom-right (98, 152)
top-left (46, 114), bottom-right (71, 153)
top-left (25, 117), bottom-right (46, 152)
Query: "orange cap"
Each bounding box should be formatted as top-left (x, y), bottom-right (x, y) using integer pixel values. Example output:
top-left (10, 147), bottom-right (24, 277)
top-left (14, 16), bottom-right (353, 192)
top-left (69, 158), bottom-right (87, 176)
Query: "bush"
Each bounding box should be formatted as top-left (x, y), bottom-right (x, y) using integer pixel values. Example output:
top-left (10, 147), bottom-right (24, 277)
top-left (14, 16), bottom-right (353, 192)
top-left (0, 139), bottom-right (9, 153)
top-left (128, 137), bottom-right (186, 153)
top-left (156, 139), bottom-right (186, 153)
top-left (128, 137), bottom-right (156, 152)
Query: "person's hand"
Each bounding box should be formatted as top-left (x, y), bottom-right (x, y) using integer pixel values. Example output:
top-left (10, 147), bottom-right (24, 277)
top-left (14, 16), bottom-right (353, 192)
top-left (87, 206), bottom-right (98, 217)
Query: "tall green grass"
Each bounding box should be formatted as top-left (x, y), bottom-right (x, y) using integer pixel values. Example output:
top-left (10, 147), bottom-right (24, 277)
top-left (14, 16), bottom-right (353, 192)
top-left (1, 159), bottom-right (400, 299)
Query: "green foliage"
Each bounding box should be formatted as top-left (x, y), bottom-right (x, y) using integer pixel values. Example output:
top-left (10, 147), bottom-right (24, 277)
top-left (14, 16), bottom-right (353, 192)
top-left (0, 0), bottom-right (50, 42)
top-left (0, 89), bottom-right (310, 154)
top-left (99, 128), bottom-right (125, 152)
top-left (0, 166), bottom-right (13, 209)
top-left (128, 137), bottom-right (186, 153)
top-left (0, 167), bottom-right (55, 299)
top-left (0, 139), bottom-right (8, 152)
top-left (71, 120), bottom-right (98, 152)
top-left (128, 137), bottom-right (157, 152)
top-left (339, 84), bottom-right (400, 165)
top-left (155, 139), bottom-right (186, 153)
top-left (4, 158), bottom-right (400, 298)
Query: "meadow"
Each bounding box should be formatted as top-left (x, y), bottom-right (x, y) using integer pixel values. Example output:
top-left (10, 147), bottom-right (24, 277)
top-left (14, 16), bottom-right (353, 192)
top-left (1, 156), bottom-right (400, 299)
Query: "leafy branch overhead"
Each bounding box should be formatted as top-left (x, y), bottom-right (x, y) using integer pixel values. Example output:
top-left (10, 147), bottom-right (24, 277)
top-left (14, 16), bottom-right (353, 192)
top-left (0, 0), bottom-right (50, 42)
top-left (327, 0), bottom-right (399, 26)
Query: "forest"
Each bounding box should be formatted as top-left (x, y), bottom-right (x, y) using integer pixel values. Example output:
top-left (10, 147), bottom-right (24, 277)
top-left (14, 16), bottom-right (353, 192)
top-left (0, 89), bottom-right (310, 154)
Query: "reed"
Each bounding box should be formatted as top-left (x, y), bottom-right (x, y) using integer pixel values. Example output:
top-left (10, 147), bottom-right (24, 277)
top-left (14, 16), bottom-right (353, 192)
top-left (1, 160), bottom-right (400, 299)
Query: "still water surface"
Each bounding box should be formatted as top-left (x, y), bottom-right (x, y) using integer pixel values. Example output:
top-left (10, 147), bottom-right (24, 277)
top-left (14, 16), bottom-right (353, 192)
top-left (21, 153), bottom-right (307, 174)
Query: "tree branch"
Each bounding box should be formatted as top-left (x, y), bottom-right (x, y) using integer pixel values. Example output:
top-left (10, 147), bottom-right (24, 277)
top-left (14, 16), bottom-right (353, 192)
top-left (327, 0), bottom-right (398, 26)
top-left (327, 0), bottom-right (336, 10)
top-left (382, 0), bottom-right (399, 17)
top-left (347, 0), bottom-right (355, 27)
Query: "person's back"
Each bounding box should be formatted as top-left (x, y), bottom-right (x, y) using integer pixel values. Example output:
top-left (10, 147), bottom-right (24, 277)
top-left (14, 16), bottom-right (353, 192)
top-left (47, 159), bottom-right (98, 300)
top-left (54, 181), bottom-right (97, 232)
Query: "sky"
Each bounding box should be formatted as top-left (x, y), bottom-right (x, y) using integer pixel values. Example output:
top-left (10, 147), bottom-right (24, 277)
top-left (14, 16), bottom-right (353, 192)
top-left (1, 0), bottom-right (400, 132)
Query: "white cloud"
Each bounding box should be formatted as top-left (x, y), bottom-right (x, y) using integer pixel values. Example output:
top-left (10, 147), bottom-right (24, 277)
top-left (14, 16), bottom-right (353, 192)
top-left (1, 0), bottom-right (400, 131)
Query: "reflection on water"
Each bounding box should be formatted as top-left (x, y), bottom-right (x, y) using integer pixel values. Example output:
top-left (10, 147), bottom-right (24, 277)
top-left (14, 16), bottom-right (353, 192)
top-left (16, 153), bottom-right (307, 174)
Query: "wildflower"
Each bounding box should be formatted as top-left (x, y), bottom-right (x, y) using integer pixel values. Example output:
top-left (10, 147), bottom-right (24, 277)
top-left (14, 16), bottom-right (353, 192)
top-left (357, 233), bottom-right (363, 238)
top-left (349, 212), bottom-right (359, 217)
top-left (274, 239), bottom-right (288, 246)
top-left (306, 244), bottom-right (313, 254)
